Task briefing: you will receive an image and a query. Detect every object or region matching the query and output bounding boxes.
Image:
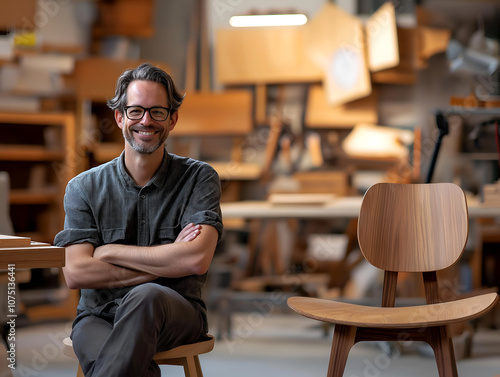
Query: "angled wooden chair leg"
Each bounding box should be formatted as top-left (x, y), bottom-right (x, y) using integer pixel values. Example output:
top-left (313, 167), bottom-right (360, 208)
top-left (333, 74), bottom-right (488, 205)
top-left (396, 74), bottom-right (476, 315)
top-left (327, 324), bottom-right (357, 377)
top-left (76, 363), bottom-right (84, 377)
top-left (182, 355), bottom-right (200, 377)
top-left (427, 326), bottom-right (458, 377)
top-left (194, 355), bottom-right (204, 377)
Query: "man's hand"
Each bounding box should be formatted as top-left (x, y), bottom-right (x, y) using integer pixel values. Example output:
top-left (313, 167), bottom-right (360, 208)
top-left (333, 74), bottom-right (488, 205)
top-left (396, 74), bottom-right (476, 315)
top-left (175, 223), bottom-right (201, 243)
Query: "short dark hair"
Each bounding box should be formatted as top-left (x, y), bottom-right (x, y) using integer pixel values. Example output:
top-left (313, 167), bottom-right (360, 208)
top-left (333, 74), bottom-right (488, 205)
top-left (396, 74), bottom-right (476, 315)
top-left (107, 63), bottom-right (185, 113)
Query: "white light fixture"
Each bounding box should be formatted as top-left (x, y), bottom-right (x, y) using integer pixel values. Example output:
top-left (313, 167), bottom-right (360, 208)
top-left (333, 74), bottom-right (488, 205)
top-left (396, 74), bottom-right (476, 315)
top-left (229, 14), bottom-right (308, 28)
top-left (447, 39), bottom-right (499, 76)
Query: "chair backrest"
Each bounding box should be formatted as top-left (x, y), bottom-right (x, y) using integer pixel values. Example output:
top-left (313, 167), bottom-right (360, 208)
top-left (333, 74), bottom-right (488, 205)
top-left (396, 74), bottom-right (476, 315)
top-left (357, 183), bottom-right (468, 273)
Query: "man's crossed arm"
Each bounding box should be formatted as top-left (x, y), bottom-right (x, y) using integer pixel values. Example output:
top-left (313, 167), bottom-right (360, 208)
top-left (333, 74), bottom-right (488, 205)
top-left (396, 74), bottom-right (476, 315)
top-left (63, 223), bottom-right (218, 290)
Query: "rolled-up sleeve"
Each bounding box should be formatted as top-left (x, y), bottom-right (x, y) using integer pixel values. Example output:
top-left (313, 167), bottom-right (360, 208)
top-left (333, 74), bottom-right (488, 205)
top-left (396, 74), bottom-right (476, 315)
top-left (182, 167), bottom-right (223, 240)
top-left (54, 179), bottom-right (100, 247)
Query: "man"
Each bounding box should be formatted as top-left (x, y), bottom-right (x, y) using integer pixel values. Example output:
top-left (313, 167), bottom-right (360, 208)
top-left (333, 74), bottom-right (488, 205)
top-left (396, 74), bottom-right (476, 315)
top-left (54, 63), bottom-right (223, 377)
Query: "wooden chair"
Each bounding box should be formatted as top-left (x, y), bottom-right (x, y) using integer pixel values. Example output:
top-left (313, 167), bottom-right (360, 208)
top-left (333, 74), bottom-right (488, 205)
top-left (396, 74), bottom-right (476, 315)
top-left (287, 182), bottom-right (498, 377)
top-left (63, 335), bottom-right (214, 377)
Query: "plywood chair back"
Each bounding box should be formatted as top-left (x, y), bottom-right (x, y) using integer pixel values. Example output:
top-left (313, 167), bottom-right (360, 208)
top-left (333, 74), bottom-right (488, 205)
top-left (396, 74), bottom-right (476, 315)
top-left (359, 182), bottom-right (467, 273)
top-left (287, 183), bottom-right (498, 377)
top-left (63, 335), bottom-right (215, 377)
top-left (359, 182), bottom-right (468, 306)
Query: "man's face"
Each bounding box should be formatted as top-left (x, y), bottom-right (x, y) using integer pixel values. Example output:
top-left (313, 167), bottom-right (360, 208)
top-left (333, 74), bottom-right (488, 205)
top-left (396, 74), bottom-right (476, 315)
top-left (115, 80), bottom-right (178, 155)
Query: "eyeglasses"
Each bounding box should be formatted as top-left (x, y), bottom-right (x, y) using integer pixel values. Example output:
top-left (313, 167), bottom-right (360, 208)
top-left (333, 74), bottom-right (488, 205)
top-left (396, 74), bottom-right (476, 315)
top-left (124, 105), bottom-right (171, 121)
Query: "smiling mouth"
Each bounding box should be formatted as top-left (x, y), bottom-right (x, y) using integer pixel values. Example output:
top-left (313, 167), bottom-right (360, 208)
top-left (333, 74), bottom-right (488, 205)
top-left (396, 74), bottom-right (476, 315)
top-left (135, 130), bottom-right (157, 136)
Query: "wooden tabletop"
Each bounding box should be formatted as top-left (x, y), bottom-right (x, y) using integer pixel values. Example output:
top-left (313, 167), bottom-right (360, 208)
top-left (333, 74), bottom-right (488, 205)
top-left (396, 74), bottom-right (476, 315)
top-left (221, 195), bottom-right (500, 220)
top-left (0, 235), bottom-right (65, 269)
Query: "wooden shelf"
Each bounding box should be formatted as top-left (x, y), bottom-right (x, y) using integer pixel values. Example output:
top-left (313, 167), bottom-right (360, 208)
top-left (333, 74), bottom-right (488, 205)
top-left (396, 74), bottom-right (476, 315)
top-left (10, 188), bottom-right (59, 205)
top-left (0, 111), bottom-right (76, 241)
top-left (0, 111), bottom-right (74, 126)
top-left (1, 111), bottom-right (77, 323)
top-left (0, 145), bottom-right (65, 161)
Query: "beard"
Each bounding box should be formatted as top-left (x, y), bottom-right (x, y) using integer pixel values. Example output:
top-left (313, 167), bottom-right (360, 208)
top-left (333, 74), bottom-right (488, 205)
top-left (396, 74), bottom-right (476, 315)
top-left (123, 128), bottom-right (166, 154)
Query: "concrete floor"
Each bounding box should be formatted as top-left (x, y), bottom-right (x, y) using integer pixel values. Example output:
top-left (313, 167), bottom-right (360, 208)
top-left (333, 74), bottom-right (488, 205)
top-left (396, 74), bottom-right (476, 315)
top-left (7, 311), bottom-right (500, 377)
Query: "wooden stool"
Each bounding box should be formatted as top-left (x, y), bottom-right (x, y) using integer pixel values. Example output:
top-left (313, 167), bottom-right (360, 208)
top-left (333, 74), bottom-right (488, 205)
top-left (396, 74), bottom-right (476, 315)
top-left (63, 335), bottom-right (214, 377)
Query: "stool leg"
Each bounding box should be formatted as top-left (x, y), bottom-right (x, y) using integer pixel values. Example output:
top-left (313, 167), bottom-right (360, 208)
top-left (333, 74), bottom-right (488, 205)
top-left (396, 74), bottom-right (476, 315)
top-left (182, 355), bottom-right (201, 377)
top-left (194, 355), bottom-right (203, 377)
top-left (77, 363), bottom-right (85, 377)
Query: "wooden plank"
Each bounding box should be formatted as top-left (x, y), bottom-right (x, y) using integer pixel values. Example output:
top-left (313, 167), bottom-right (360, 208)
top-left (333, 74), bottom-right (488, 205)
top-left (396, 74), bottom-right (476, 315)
top-left (9, 188), bottom-right (59, 205)
top-left (0, 235), bottom-right (31, 248)
top-left (175, 90), bottom-right (253, 136)
top-left (255, 84), bottom-right (268, 124)
top-left (371, 27), bottom-right (417, 85)
top-left (418, 26), bottom-right (451, 62)
top-left (341, 124), bottom-right (413, 160)
top-left (0, 112), bottom-right (74, 126)
top-left (293, 170), bottom-right (350, 197)
top-left (215, 27), bottom-right (323, 85)
top-left (366, 2), bottom-right (399, 72)
top-left (0, 0), bottom-right (36, 30)
top-left (185, 0), bottom-right (201, 92)
top-left (305, 84), bottom-right (378, 128)
top-left (199, 0), bottom-right (211, 91)
top-left (415, 6), bottom-right (451, 69)
top-left (0, 245), bottom-right (65, 269)
top-left (92, 0), bottom-right (155, 38)
top-left (305, 3), bottom-right (371, 105)
top-left (0, 145), bottom-right (65, 161)
top-left (74, 57), bottom-right (170, 101)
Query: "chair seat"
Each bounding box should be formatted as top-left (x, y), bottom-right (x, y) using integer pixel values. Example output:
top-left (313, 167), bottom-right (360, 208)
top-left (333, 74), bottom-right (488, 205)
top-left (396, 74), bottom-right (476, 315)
top-left (287, 292), bottom-right (498, 328)
top-left (63, 335), bottom-right (215, 364)
top-left (153, 336), bottom-right (215, 363)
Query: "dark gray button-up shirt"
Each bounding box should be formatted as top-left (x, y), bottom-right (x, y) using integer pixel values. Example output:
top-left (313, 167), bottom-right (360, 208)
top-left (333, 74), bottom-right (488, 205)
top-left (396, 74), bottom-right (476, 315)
top-left (54, 149), bottom-right (223, 331)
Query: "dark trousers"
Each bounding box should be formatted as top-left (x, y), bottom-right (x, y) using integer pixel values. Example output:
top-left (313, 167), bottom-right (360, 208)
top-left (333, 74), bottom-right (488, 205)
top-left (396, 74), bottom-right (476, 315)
top-left (71, 283), bottom-right (204, 377)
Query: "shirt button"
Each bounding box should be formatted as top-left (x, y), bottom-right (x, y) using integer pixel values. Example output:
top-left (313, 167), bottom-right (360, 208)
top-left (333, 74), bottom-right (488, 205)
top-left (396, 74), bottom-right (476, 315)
top-left (141, 194), bottom-right (146, 199)
top-left (141, 219), bottom-right (146, 224)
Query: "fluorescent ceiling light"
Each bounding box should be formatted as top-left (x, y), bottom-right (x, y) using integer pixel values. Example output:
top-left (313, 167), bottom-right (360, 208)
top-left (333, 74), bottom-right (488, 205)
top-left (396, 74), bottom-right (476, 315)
top-left (229, 14), bottom-right (308, 27)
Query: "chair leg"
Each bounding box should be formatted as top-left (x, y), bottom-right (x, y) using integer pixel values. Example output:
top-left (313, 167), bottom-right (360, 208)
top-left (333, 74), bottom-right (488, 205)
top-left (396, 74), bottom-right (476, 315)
top-left (327, 324), bottom-right (357, 377)
top-left (194, 355), bottom-right (204, 377)
top-left (76, 363), bottom-right (85, 377)
top-left (182, 355), bottom-right (202, 377)
top-left (427, 326), bottom-right (458, 377)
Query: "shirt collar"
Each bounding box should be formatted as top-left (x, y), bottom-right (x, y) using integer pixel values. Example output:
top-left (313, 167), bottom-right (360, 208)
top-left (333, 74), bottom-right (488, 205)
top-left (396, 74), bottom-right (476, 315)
top-left (117, 147), bottom-right (170, 189)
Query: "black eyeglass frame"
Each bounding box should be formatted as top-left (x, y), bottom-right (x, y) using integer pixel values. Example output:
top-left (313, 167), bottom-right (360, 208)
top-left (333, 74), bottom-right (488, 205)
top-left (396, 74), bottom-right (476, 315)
top-left (123, 105), bottom-right (172, 121)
